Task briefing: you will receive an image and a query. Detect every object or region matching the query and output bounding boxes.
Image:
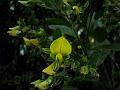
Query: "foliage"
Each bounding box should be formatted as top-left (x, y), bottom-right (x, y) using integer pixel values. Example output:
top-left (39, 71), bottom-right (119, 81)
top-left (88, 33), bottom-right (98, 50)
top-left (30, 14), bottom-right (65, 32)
top-left (0, 0), bottom-right (120, 90)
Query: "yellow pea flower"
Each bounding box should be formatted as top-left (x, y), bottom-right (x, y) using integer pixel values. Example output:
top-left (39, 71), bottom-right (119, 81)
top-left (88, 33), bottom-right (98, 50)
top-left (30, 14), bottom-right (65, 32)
top-left (7, 26), bottom-right (21, 36)
top-left (63, 0), bottom-right (69, 6)
top-left (7, 30), bottom-right (21, 36)
top-left (23, 37), bottom-right (39, 46)
top-left (43, 36), bottom-right (72, 75)
top-left (50, 36), bottom-right (72, 56)
top-left (73, 6), bottom-right (80, 15)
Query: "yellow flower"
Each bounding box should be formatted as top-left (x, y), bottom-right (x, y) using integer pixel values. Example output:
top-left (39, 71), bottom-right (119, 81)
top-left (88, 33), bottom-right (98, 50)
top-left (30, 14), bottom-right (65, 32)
top-left (7, 26), bottom-right (21, 36)
top-left (43, 36), bottom-right (72, 75)
top-left (50, 36), bottom-right (72, 56)
top-left (73, 6), bottom-right (80, 15)
top-left (7, 30), bottom-right (21, 36)
top-left (63, 0), bottom-right (69, 6)
top-left (23, 37), bottom-right (39, 46)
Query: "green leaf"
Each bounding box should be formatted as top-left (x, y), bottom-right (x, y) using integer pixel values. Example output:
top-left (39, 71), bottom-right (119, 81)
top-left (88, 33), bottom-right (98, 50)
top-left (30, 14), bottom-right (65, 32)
top-left (9, 26), bottom-right (20, 30)
top-left (31, 79), bottom-right (43, 85)
top-left (89, 49), bottom-right (110, 66)
top-left (99, 43), bottom-right (120, 51)
top-left (18, 0), bottom-right (44, 6)
top-left (18, 1), bottom-right (30, 6)
top-left (31, 76), bottom-right (53, 90)
top-left (48, 25), bottom-right (76, 38)
top-left (42, 48), bottom-right (50, 54)
top-left (50, 36), bottom-right (72, 55)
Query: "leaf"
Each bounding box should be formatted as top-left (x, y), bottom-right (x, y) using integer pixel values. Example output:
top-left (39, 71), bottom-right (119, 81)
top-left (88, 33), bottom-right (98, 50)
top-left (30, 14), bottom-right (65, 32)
top-left (42, 0), bottom-right (59, 10)
top-left (47, 18), bottom-right (71, 27)
top-left (31, 76), bottom-right (53, 90)
top-left (89, 49), bottom-right (110, 66)
top-left (42, 48), bottom-right (50, 54)
top-left (9, 26), bottom-right (20, 30)
top-left (48, 25), bottom-right (76, 38)
top-left (18, 1), bottom-right (30, 6)
top-left (31, 79), bottom-right (43, 85)
top-left (99, 43), bottom-right (120, 51)
top-left (50, 36), bottom-right (72, 55)
top-left (42, 62), bottom-right (56, 75)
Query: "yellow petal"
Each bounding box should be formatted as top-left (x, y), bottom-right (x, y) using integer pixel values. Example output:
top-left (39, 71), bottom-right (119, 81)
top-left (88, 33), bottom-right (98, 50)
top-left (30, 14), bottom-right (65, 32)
top-left (63, 0), bottom-right (69, 6)
top-left (50, 36), bottom-right (72, 56)
top-left (9, 26), bottom-right (20, 30)
top-left (23, 37), bottom-right (31, 46)
top-left (42, 62), bottom-right (56, 75)
top-left (73, 6), bottom-right (80, 15)
top-left (30, 39), bottom-right (39, 46)
top-left (56, 53), bottom-right (63, 63)
top-left (7, 30), bottom-right (21, 36)
top-left (60, 36), bottom-right (72, 55)
top-left (23, 37), bottom-right (39, 46)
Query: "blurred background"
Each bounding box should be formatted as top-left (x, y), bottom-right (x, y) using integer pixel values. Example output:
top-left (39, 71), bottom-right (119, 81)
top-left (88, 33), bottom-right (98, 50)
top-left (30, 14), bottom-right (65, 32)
top-left (0, 0), bottom-right (120, 90)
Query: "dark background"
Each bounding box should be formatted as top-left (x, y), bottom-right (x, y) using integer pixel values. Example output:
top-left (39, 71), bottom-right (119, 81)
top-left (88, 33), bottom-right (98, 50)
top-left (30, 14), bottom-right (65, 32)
top-left (0, 0), bottom-right (120, 90)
